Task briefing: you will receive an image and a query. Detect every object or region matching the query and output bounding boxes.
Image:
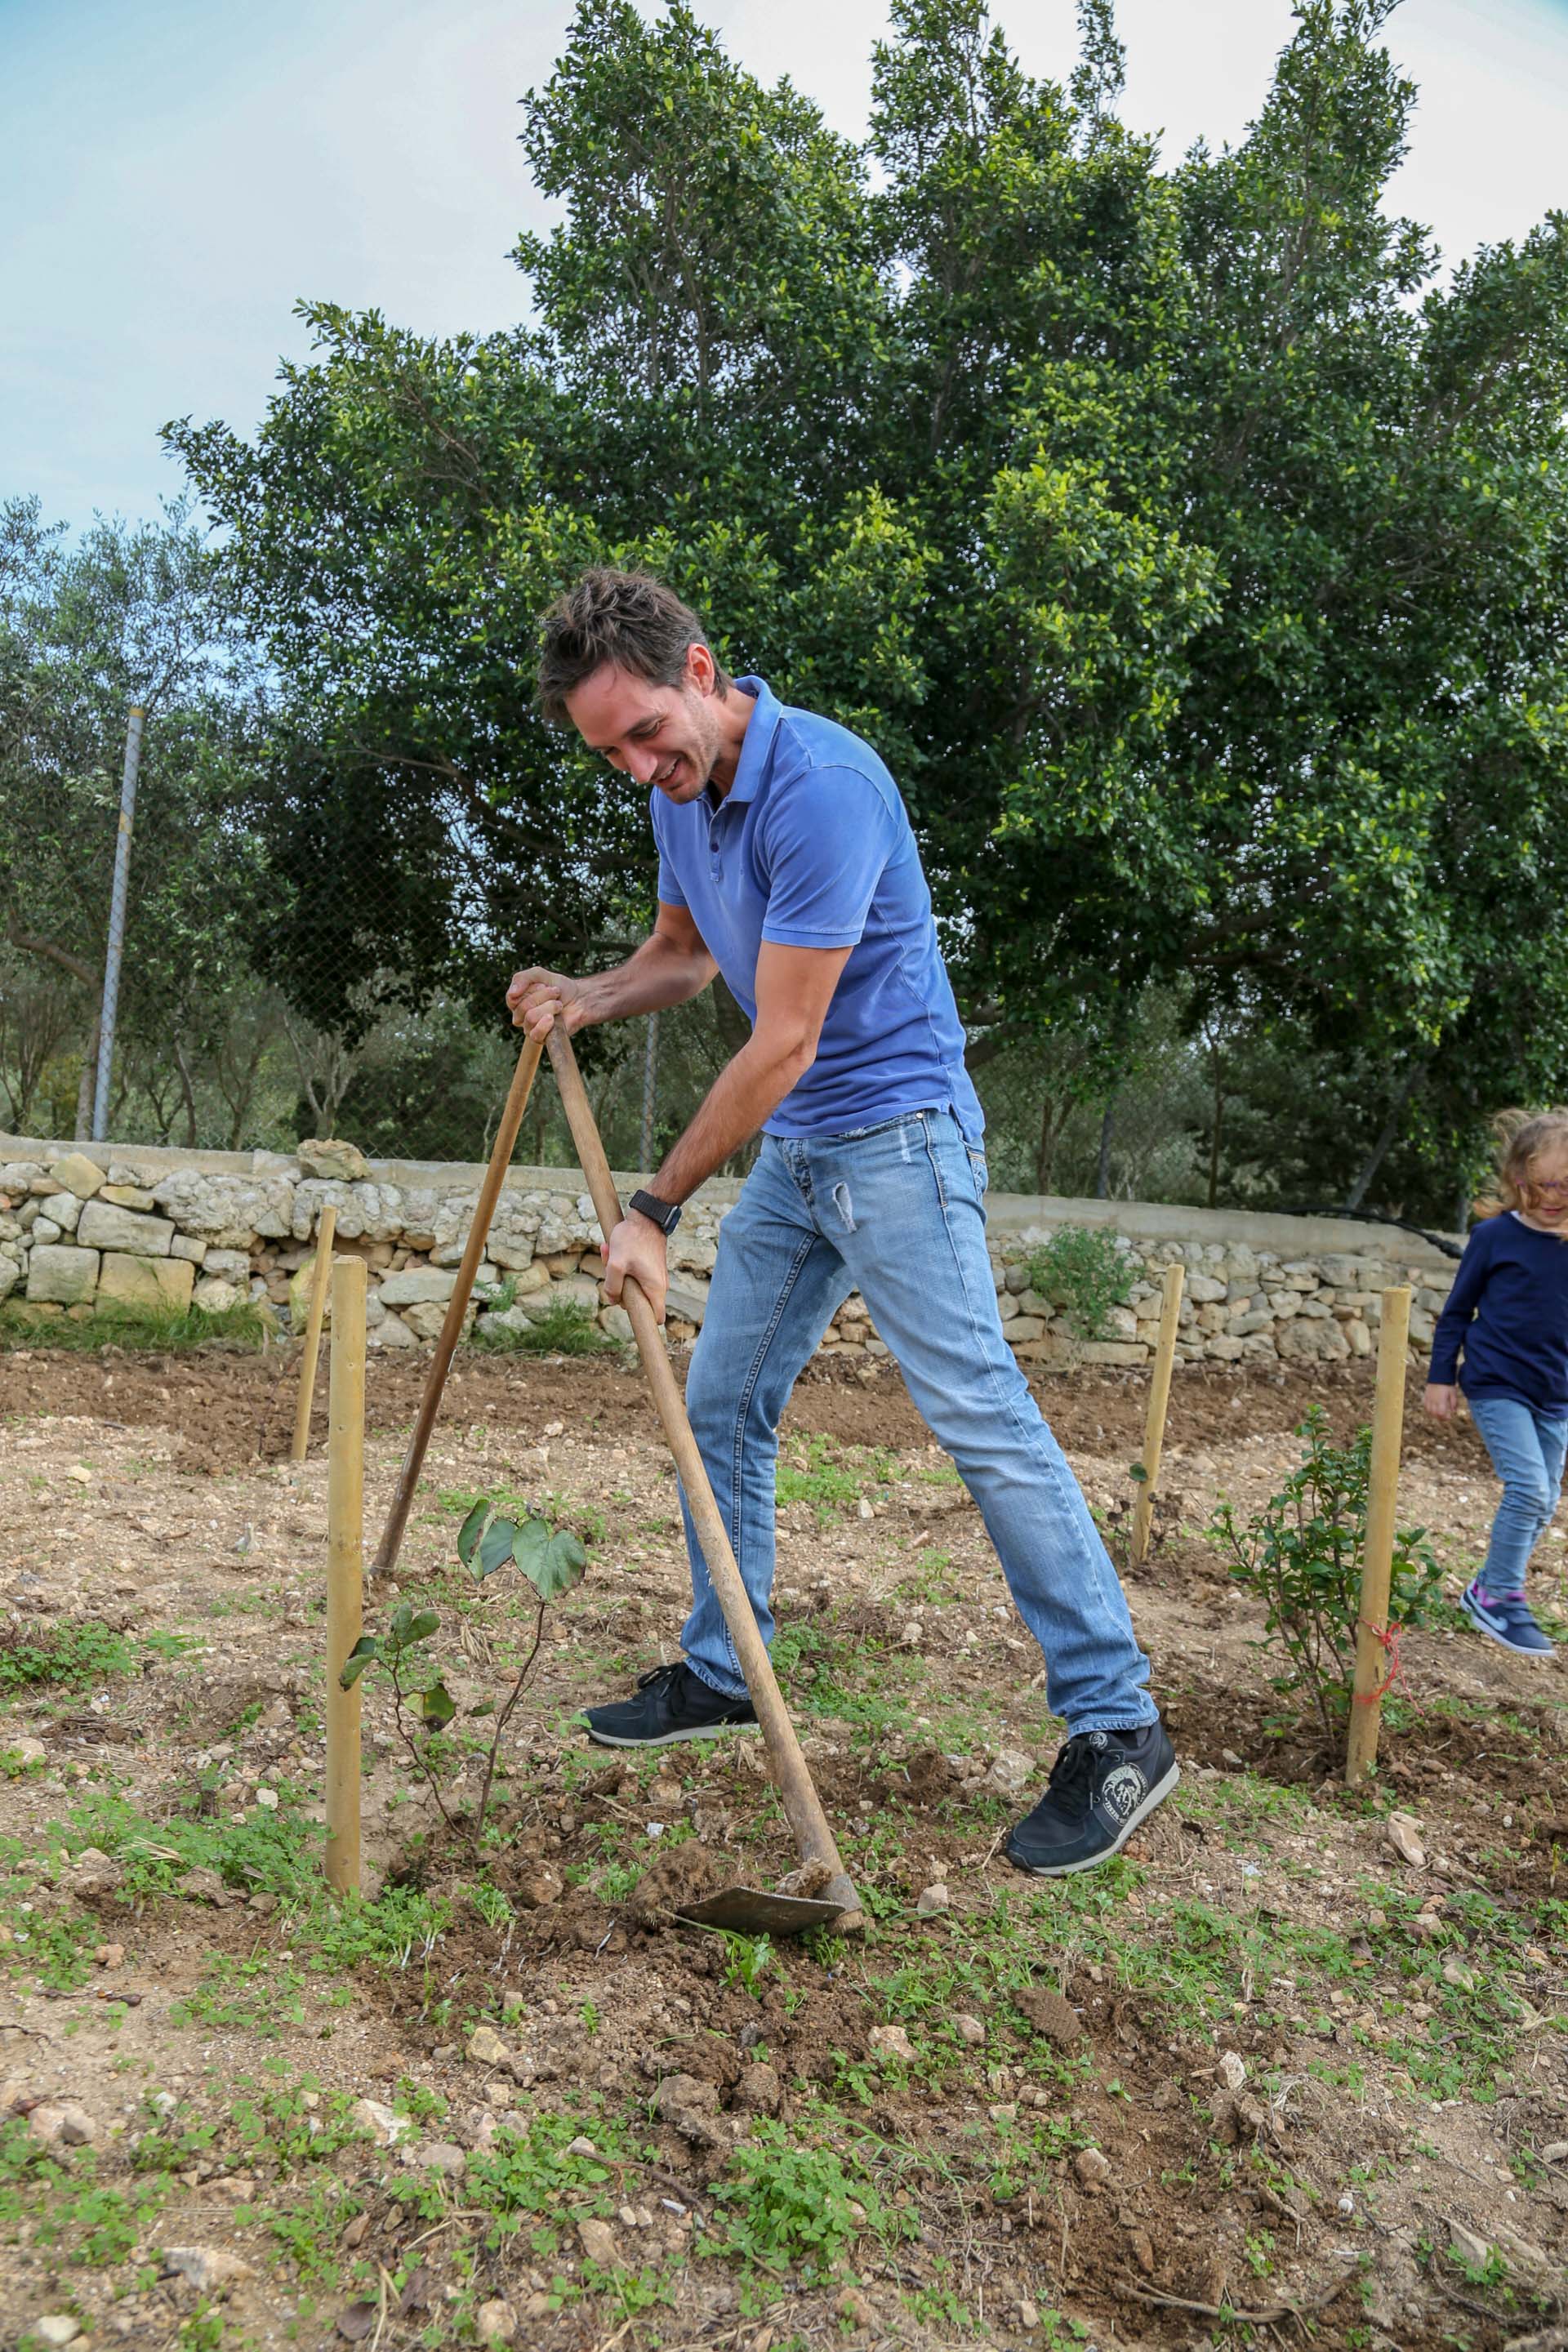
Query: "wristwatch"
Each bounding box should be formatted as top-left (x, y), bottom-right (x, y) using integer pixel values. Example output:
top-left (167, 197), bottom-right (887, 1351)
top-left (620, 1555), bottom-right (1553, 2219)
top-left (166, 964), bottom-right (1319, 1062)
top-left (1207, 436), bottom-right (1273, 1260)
top-left (628, 1188), bottom-right (682, 1236)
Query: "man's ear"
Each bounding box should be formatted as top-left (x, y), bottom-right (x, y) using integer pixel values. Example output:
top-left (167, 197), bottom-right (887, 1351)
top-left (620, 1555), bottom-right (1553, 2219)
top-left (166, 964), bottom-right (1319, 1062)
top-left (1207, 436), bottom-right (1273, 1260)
top-left (685, 640), bottom-right (717, 696)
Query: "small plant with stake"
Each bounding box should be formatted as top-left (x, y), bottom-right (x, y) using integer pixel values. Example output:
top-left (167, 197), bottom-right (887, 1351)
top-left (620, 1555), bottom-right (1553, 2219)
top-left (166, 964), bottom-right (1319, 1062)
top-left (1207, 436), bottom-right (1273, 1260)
top-left (1209, 1405), bottom-right (1441, 1751)
top-left (341, 1498), bottom-right (586, 1846)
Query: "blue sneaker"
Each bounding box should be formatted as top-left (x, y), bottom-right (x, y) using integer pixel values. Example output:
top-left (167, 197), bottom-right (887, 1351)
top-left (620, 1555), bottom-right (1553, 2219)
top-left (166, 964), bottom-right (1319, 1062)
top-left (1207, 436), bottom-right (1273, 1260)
top-left (1459, 1580), bottom-right (1556, 1658)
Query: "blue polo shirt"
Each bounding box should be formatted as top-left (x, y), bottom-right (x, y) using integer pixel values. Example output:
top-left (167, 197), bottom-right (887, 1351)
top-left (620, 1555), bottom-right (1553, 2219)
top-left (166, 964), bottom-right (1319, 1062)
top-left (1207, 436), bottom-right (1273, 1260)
top-left (651, 677), bottom-right (983, 1142)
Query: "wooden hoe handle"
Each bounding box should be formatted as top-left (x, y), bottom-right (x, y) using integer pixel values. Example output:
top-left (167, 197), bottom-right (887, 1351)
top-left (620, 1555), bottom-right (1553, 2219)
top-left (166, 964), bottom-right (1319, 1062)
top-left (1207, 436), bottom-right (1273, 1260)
top-left (544, 1027), bottom-right (862, 1925)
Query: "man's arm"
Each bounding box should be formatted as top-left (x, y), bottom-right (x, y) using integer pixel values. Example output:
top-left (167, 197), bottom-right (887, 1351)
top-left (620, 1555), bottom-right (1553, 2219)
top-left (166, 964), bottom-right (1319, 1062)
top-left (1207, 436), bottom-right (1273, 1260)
top-left (507, 903), bottom-right (715, 1036)
top-left (602, 938), bottom-right (852, 1320)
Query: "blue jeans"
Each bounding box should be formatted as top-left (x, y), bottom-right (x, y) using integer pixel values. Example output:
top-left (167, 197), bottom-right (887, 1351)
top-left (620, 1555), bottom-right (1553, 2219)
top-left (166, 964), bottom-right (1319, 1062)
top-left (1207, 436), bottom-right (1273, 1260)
top-left (1468, 1393), bottom-right (1568, 1592)
top-left (675, 1109), bottom-right (1156, 1735)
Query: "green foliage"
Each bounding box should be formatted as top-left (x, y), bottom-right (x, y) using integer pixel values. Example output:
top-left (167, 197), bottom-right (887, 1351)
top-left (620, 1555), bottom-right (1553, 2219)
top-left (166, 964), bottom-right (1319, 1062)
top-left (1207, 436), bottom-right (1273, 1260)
top-left (0, 1299), bottom-right (269, 1354)
top-left (0, 1618), bottom-right (133, 1695)
top-left (775, 1437), bottom-right (895, 1523)
top-left (346, 1495), bottom-right (588, 1843)
top-left (1210, 1407), bottom-right (1444, 1745)
top-left (705, 2124), bottom-right (908, 2279)
top-left (471, 1298), bottom-right (618, 1356)
top-left (1023, 1226), bottom-right (1133, 1343)
top-left (140, 0), bottom-right (1568, 1210)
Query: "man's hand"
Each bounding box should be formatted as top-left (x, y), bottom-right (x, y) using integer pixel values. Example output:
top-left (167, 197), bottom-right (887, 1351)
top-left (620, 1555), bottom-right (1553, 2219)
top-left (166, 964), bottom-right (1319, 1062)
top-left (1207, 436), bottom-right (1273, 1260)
top-left (603, 1214), bottom-right (669, 1324)
top-left (1423, 1383), bottom-right (1459, 1421)
top-left (507, 966), bottom-right (591, 1040)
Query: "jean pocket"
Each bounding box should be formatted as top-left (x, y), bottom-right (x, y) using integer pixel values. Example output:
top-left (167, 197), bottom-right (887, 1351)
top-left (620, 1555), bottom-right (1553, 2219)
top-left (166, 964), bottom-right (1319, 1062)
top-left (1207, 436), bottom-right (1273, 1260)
top-left (966, 1146), bottom-right (990, 1200)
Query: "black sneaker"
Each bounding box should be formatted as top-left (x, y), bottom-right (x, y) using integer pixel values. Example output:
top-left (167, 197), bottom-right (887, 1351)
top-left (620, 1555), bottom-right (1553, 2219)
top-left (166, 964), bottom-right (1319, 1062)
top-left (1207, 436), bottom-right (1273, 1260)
top-left (582, 1662), bottom-right (758, 1748)
top-left (1004, 1722), bottom-right (1178, 1877)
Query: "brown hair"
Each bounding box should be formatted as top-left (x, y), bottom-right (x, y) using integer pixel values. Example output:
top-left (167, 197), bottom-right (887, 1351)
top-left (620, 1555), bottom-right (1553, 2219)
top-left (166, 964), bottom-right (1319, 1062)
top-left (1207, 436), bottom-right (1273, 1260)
top-left (1473, 1107), bottom-right (1568, 1218)
top-left (535, 568), bottom-right (731, 727)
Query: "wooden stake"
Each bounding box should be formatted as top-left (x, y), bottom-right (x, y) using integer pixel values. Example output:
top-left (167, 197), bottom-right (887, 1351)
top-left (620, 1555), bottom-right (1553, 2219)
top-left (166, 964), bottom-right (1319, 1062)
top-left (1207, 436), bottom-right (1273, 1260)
top-left (545, 1027), bottom-right (863, 1927)
top-left (1345, 1285), bottom-right (1412, 1787)
top-left (372, 1033), bottom-right (545, 1577)
top-left (1129, 1263), bottom-right (1184, 1569)
top-left (325, 1254), bottom-right (365, 1892)
top-left (290, 1203), bottom-right (337, 1463)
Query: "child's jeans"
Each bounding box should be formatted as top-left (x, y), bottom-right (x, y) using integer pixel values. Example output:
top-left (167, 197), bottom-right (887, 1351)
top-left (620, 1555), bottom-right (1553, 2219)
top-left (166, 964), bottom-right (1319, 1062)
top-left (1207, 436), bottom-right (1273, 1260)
top-left (1468, 1394), bottom-right (1568, 1592)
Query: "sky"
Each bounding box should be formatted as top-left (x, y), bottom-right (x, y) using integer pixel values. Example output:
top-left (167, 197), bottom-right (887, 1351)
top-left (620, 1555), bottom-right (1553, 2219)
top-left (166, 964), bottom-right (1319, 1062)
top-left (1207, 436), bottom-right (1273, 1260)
top-left (2, 0), bottom-right (1566, 534)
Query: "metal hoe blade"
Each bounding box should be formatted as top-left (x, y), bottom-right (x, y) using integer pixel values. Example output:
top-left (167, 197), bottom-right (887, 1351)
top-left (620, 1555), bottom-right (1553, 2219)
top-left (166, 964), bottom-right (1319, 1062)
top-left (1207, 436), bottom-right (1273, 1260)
top-left (675, 1886), bottom-right (847, 1936)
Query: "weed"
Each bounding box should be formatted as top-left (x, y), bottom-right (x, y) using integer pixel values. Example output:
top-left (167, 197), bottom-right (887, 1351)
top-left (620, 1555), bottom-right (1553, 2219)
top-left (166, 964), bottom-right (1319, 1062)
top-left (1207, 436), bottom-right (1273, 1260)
top-left (0, 1619), bottom-right (134, 1695)
top-left (1023, 1227), bottom-right (1131, 1343)
top-left (775, 1437), bottom-right (894, 1524)
top-left (0, 1298), bottom-right (267, 1352)
top-left (705, 2124), bottom-right (911, 2281)
top-left (471, 1297), bottom-right (617, 1355)
top-left (1211, 1407), bottom-right (1443, 1745)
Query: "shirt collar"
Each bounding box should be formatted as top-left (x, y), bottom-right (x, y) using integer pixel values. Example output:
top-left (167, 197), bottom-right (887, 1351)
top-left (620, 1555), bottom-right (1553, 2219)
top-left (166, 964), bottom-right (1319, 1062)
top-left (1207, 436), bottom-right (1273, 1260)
top-left (719, 675), bottom-right (778, 806)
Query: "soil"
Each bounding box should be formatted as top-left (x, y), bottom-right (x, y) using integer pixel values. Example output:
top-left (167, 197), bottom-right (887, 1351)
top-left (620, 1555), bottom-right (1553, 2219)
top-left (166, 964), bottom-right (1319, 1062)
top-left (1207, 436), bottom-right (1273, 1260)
top-left (0, 1341), bottom-right (1565, 2352)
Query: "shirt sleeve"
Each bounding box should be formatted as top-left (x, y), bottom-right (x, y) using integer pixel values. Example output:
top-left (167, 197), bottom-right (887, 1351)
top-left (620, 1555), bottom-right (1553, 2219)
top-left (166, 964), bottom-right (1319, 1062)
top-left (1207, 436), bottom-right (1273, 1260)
top-left (1428, 1223), bottom-right (1492, 1385)
top-left (650, 791), bottom-right (688, 908)
top-left (757, 767), bottom-right (899, 949)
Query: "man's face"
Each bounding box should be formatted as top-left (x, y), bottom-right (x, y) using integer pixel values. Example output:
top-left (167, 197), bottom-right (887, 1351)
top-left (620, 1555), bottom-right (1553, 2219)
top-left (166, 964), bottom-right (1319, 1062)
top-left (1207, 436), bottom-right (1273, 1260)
top-left (566, 645), bottom-right (723, 804)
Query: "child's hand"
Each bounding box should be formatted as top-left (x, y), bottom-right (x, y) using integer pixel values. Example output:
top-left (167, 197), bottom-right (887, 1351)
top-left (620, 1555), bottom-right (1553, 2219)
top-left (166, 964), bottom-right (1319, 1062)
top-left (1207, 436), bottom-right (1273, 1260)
top-left (1423, 1383), bottom-right (1459, 1420)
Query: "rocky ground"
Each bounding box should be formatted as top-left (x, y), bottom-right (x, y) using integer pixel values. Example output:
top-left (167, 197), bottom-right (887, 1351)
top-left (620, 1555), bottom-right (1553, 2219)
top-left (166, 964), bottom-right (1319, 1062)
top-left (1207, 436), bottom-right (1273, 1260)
top-left (0, 1341), bottom-right (1565, 2352)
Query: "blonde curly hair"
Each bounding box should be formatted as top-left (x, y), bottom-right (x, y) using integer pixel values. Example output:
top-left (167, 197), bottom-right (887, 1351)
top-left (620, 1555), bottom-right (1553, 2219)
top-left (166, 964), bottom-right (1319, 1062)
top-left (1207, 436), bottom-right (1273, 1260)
top-left (1474, 1107), bottom-right (1568, 1218)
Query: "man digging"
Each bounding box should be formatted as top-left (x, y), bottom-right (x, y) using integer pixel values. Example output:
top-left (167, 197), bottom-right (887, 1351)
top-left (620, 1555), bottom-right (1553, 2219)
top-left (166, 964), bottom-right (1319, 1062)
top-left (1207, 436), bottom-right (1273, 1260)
top-left (509, 569), bottom-right (1178, 1876)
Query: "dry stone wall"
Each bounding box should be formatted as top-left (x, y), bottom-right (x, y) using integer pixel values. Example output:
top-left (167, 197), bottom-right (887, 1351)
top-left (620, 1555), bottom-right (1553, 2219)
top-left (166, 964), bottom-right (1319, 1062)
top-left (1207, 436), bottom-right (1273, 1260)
top-left (0, 1134), bottom-right (1459, 1370)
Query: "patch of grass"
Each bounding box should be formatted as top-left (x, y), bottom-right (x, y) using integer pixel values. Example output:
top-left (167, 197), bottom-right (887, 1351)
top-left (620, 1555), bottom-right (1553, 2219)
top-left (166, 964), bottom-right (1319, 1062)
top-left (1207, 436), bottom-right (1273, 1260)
top-left (0, 1299), bottom-right (268, 1353)
top-left (775, 1437), bottom-right (896, 1524)
top-left (704, 2123), bottom-right (914, 2281)
top-left (470, 1298), bottom-right (617, 1356)
top-left (0, 1619), bottom-right (136, 1695)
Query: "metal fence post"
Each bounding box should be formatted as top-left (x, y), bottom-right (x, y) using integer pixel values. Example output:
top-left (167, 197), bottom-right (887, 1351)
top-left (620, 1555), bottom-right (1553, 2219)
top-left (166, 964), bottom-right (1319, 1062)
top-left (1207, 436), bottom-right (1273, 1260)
top-left (91, 703), bottom-right (145, 1143)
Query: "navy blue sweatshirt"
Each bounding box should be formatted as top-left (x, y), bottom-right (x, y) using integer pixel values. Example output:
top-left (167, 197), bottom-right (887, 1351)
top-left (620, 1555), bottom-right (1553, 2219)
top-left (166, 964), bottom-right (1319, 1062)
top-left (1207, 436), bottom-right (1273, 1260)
top-left (1428, 1213), bottom-right (1568, 1414)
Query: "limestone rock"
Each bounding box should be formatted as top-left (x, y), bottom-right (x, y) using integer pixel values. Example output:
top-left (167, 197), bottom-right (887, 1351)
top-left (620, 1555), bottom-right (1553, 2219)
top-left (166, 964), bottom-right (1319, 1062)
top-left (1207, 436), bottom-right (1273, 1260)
top-left (664, 1280), bottom-right (710, 1326)
top-left (350, 2096), bottom-right (413, 2146)
top-left (1386, 1815), bottom-right (1426, 1869)
top-left (466, 2025), bottom-right (511, 2068)
top-left (954, 2014), bottom-right (986, 2046)
top-left (193, 1277), bottom-right (245, 1313)
top-left (1277, 1313), bottom-right (1351, 1363)
top-left (98, 1254), bottom-right (194, 1312)
top-left (28, 2319), bottom-right (82, 2350)
top-left (78, 1200), bottom-right (175, 1255)
top-left (1217, 2050), bottom-right (1248, 2091)
top-left (915, 1882), bottom-right (951, 1917)
top-left (47, 1151), bottom-right (106, 1200)
top-left (475, 2301), bottom-right (518, 2345)
top-left (4, 1736), bottom-right (45, 1766)
top-left (297, 1138), bottom-right (372, 1183)
top-left (379, 1267), bottom-right (457, 1307)
top-left (38, 1192), bottom-right (82, 1232)
top-left (151, 1170), bottom-right (295, 1247)
top-left (164, 2245), bottom-right (256, 2290)
top-left (1072, 2145), bottom-right (1112, 2188)
top-left (985, 1748), bottom-right (1033, 1797)
top-left (577, 2216), bottom-right (619, 2267)
top-left (869, 2024), bottom-right (917, 2064)
top-left (26, 1245), bottom-right (99, 1305)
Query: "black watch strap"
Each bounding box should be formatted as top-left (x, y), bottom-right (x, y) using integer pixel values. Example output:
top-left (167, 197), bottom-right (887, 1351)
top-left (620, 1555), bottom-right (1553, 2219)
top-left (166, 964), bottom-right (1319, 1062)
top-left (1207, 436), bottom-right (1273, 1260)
top-left (628, 1188), bottom-right (682, 1236)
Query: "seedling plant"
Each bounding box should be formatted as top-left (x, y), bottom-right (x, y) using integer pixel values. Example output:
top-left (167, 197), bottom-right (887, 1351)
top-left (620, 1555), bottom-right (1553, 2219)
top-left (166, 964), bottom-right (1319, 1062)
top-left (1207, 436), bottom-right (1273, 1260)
top-left (342, 1495), bottom-right (587, 1845)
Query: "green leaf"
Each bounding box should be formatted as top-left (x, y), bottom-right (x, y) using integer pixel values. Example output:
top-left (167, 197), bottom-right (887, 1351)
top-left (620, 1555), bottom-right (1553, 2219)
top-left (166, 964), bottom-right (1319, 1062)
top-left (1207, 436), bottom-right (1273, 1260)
top-left (457, 1501), bottom-right (489, 1568)
top-left (510, 1518), bottom-right (550, 1573)
top-left (405, 1609), bottom-right (440, 1645)
top-left (519, 1527), bottom-right (588, 1601)
top-left (478, 1519), bottom-right (518, 1579)
top-left (419, 1680), bottom-right (457, 1728)
top-left (390, 1602), bottom-right (414, 1642)
top-left (339, 1635), bottom-right (381, 1690)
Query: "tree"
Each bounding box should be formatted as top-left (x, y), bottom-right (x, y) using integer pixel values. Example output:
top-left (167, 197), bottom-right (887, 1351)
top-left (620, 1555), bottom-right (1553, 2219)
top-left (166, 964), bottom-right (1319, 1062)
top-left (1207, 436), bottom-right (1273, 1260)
top-left (164, 0), bottom-right (1568, 1214)
top-left (0, 498), bottom-right (270, 1139)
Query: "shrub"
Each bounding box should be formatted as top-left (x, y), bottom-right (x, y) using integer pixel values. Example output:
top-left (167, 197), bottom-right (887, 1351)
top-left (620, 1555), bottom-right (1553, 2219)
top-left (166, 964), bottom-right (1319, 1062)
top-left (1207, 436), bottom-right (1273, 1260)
top-left (1209, 1406), bottom-right (1442, 1748)
top-left (1023, 1225), bottom-right (1133, 1343)
top-left (470, 1295), bottom-right (616, 1356)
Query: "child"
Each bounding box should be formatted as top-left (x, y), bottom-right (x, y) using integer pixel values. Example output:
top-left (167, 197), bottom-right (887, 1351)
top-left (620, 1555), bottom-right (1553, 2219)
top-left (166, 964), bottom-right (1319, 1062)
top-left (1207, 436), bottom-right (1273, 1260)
top-left (1426, 1108), bottom-right (1568, 1657)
